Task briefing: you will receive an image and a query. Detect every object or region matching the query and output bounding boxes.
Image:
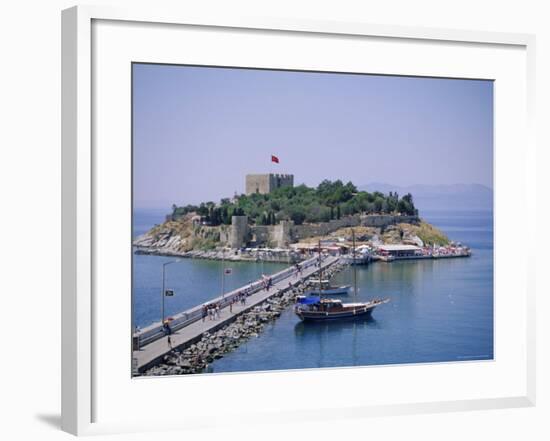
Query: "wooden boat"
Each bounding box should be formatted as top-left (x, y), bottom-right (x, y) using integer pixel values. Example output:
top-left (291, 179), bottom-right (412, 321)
top-left (306, 278), bottom-right (351, 295)
top-left (295, 296), bottom-right (389, 321)
top-left (306, 286), bottom-right (351, 296)
top-left (339, 250), bottom-right (370, 265)
top-left (295, 231), bottom-right (389, 322)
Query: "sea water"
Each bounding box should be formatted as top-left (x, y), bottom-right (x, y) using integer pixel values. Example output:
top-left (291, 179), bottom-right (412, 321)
top-left (132, 208), bottom-right (287, 329)
top-left (132, 208), bottom-right (493, 371)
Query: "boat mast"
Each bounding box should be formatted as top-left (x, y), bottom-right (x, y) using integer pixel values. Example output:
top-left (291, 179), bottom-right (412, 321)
top-left (352, 228), bottom-right (357, 299)
top-left (318, 239), bottom-right (323, 297)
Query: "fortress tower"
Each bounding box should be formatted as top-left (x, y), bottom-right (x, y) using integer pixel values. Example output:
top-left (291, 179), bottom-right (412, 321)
top-left (229, 215), bottom-right (249, 249)
top-left (245, 173), bottom-right (294, 195)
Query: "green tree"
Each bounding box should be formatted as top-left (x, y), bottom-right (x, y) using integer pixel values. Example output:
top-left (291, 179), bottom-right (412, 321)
top-left (170, 180), bottom-right (418, 227)
top-left (289, 207), bottom-right (307, 225)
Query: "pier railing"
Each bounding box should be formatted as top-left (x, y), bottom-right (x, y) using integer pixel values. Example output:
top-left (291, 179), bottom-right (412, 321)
top-left (133, 255), bottom-right (326, 348)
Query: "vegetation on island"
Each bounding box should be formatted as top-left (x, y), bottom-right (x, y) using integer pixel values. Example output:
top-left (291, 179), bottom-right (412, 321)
top-left (137, 181), bottom-right (452, 252)
top-left (378, 222), bottom-right (450, 246)
top-left (171, 180), bottom-right (418, 226)
top-left (407, 221), bottom-right (450, 246)
top-left (293, 220), bottom-right (449, 248)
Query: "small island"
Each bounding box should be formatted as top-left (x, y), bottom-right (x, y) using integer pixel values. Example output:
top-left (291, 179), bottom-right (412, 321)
top-left (130, 64), bottom-right (492, 378)
top-left (134, 174), bottom-right (469, 263)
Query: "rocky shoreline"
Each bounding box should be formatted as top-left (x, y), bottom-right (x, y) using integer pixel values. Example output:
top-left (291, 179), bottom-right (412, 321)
top-left (134, 246), bottom-right (306, 263)
top-left (141, 262), bottom-right (345, 376)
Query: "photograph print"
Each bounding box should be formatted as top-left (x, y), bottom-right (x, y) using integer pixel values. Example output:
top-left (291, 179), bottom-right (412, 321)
top-left (131, 63), bottom-right (493, 377)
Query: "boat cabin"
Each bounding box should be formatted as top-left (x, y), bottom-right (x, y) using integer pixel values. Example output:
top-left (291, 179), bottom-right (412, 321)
top-left (296, 296), bottom-right (345, 312)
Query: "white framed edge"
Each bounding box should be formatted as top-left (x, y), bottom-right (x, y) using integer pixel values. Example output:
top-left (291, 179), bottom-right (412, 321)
top-left (61, 4), bottom-right (537, 436)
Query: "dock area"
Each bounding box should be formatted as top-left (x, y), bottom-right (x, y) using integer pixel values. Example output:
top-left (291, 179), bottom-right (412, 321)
top-left (373, 243), bottom-right (471, 262)
top-left (133, 255), bottom-right (340, 373)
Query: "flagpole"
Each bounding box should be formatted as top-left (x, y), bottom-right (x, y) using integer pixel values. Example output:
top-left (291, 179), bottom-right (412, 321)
top-left (271, 154), bottom-right (279, 175)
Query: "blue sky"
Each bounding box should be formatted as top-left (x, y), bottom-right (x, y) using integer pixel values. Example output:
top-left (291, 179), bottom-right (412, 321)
top-left (133, 64), bottom-right (493, 209)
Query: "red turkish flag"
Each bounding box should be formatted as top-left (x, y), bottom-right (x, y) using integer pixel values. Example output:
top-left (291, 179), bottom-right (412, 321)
top-left (271, 155), bottom-right (280, 164)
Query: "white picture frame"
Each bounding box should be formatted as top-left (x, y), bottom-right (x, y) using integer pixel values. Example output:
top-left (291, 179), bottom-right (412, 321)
top-left (62, 5), bottom-right (536, 436)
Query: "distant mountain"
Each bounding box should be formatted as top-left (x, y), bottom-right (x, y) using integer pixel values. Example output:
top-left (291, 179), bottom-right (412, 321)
top-left (359, 183), bottom-right (493, 212)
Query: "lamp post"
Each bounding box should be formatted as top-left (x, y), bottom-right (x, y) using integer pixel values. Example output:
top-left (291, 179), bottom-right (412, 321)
top-left (161, 259), bottom-right (180, 324)
top-left (221, 248), bottom-right (225, 299)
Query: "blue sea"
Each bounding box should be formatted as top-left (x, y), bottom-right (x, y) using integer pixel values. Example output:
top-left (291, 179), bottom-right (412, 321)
top-left (132, 208), bottom-right (287, 329)
top-left (132, 208), bottom-right (493, 372)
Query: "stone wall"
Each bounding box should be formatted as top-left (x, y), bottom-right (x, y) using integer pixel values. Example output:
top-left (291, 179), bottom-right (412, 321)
top-left (219, 225), bottom-right (230, 244)
top-left (289, 215), bottom-right (361, 241)
top-left (245, 173), bottom-right (294, 195)
top-left (245, 174), bottom-right (271, 195)
top-left (228, 214), bottom-right (419, 248)
top-left (270, 220), bottom-right (293, 248)
top-left (250, 225), bottom-right (270, 246)
top-left (361, 214), bottom-right (419, 227)
top-left (248, 221), bottom-right (291, 248)
top-left (229, 216), bottom-right (249, 248)
top-left (268, 174), bottom-right (294, 193)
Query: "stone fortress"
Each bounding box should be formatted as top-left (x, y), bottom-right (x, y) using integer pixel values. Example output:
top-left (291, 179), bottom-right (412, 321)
top-left (224, 213), bottom-right (419, 249)
top-left (221, 173), bottom-right (419, 249)
top-left (245, 173), bottom-right (294, 195)
top-left (135, 173), bottom-right (422, 258)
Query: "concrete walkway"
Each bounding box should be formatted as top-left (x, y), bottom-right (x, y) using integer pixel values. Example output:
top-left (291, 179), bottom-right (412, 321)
top-left (134, 256), bottom-right (339, 373)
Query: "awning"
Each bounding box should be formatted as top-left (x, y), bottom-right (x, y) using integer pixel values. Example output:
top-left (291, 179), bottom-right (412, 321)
top-left (297, 296), bottom-right (321, 305)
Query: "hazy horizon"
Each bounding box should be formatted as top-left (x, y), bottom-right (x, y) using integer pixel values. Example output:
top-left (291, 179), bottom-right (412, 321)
top-left (133, 64), bottom-right (493, 209)
top-left (134, 181), bottom-right (493, 211)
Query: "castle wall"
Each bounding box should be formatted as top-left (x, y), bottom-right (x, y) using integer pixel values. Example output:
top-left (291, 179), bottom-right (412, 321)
top-left (219, 225), bottom-right (230, 245)
top-left (245, 174), bottom-right (271, 195)
top-left (289, 215), bottom-right (361, 241)
top-left (250, 225), bottom-right (270, 245)
top-left (228, 214), bottom-right (419, 248)
top-left (361, 214), bottom-right (419, 227)
top-left (245, 173), bottom-right (294, 195)
top-left (229, 216), bottom-right (249, 249)
top-left (268, 174), bottom-right (294, 192)
top-left (270, 220), bottom-right (292, 248)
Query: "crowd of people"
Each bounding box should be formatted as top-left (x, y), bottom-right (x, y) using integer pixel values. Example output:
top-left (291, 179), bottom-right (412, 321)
top-left (163, 261), bottom-right (313, 349)
top-left (200, 288), bottom-right (254, 322)
top-left (201, 303), bottom-right (221, 321)
top-left (194, 261), bottom-right (314, 326)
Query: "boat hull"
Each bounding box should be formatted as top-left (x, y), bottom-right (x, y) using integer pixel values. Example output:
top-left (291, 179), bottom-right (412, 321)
top-left (339, 256), bottom-right (370, 265)
top-left (306, 285), bottom-right (351, 296)
top-left (295, 304), bottom-right (376, 321)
